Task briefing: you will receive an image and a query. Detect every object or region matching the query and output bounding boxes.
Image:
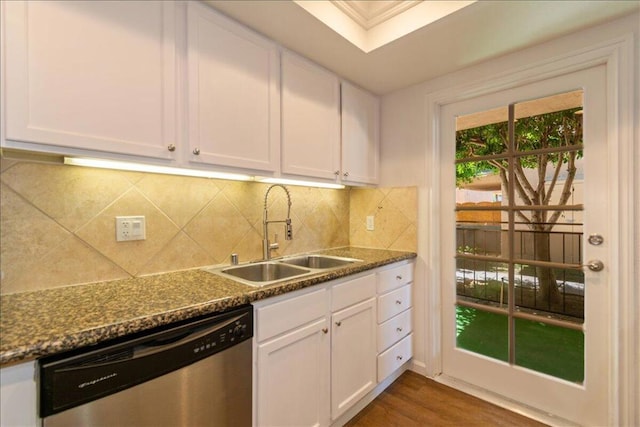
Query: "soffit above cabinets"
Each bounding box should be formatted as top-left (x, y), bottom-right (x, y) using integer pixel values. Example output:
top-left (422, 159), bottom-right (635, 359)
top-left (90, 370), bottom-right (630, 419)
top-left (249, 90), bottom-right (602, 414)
top-left (206, 1), bottom-right (639, 94)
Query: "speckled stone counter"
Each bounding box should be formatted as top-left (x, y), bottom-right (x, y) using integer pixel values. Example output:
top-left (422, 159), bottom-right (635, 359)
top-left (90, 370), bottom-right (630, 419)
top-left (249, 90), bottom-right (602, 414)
top-left (1, 247), bottom-right (416, 366)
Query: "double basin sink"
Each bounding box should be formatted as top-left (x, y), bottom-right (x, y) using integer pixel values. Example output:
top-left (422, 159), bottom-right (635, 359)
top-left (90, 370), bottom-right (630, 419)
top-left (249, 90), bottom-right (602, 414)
top-left (203, 255), bottom-right (362, 287)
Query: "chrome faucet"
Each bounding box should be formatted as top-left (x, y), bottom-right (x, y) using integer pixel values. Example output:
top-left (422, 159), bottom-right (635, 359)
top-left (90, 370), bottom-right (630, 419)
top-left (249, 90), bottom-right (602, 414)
top-left (262, 184), bottom-right (293, 260)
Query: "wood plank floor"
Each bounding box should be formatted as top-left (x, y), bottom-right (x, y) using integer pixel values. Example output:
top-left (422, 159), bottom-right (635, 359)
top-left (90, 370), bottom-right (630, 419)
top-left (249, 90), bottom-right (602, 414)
top-left (345, 371), bottom-right (547, 427)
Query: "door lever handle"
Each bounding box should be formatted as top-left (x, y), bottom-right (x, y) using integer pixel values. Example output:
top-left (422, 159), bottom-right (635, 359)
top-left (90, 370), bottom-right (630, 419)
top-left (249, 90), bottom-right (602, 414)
top-left (583, 260), bottom-right (604, 272)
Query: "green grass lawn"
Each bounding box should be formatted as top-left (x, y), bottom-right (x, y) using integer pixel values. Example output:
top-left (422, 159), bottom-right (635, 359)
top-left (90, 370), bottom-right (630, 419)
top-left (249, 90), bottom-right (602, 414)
top-left (456, 306), bottom-right (584, 383)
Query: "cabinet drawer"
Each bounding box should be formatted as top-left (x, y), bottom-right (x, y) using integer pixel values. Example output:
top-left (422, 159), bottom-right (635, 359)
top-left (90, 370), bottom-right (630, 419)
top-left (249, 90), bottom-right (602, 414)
top-left (256, 288), bottom-right (327, 342)
top-left (377, 333), bottom-right (412, 381)
top-left (331, 274), bottom-right (375, 312)
top-left (377, 284), bottom-right (412, 323)
top-left (377, 308), bottom-right (412, 353)
top-left (377, 262), bottom-right (413, 293)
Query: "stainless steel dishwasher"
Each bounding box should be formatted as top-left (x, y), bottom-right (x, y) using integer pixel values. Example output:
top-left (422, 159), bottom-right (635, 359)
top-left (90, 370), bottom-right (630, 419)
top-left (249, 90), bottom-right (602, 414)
top-left (39, 305), bottom-right (253, 427)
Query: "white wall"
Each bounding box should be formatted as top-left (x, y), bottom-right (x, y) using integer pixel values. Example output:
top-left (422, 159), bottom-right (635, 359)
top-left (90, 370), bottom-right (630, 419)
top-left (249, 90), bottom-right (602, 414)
top-left (380, 10), bottom-right (639, 424)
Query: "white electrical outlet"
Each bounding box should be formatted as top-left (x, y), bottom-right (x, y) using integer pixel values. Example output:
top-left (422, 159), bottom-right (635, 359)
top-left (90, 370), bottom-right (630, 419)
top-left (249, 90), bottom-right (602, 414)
top-left (366, 216), bottom-right (375, 231)
top-left (116, 216), bottom-right (146, 242)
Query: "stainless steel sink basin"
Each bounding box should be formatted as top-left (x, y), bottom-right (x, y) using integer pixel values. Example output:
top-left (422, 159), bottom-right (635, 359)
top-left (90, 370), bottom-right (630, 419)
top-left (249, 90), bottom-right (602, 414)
top-left (202, 254), bottom-right (361, 287)
top-left (222, 262), bottom-right (310, 282)
top-left (279, 255), bottom-right (361, 269)
top-left (204, 262), bottom-right (313, 287)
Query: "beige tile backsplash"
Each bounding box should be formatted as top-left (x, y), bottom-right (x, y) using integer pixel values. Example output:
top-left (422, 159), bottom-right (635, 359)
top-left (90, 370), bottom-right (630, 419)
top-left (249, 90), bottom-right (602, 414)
top-left (0, 159), bottom-right (416, 294)
top-left (349, 187), bottom-right (417, 251)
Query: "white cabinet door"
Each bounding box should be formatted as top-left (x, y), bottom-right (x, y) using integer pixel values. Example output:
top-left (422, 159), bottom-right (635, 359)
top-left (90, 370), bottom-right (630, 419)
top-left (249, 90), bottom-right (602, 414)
top-left (281, 52), bottom-right (340, 180)
top-left (2, 1), bottom-right (176, 160)
top-left (341, 81), bottom-right (379, 185)
top-left (0, 362), bottom-right (38, 427)
top-left (331, 297), bottom-right (376, 420)
top-left (186, 2), bottom-right (279, 173)
top-left (257, 318), bottom-right (330, 427)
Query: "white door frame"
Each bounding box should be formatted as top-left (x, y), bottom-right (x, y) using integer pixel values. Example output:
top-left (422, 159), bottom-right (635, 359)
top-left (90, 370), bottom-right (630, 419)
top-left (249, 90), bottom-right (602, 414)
top-left (420, 35), bottom-right (636, 425)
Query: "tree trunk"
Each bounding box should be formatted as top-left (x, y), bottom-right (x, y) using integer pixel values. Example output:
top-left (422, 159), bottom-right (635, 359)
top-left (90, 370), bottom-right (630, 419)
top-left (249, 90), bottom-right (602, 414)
top-left (533, 231), bottom-right (562, 308)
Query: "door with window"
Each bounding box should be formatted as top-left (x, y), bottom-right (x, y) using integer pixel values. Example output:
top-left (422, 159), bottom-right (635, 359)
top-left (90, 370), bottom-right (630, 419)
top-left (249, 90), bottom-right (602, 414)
top-left (440, 65), bottom-right (610, 425)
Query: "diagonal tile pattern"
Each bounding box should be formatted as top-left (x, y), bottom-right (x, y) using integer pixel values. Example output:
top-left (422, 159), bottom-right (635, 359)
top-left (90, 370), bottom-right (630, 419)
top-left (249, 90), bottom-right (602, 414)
top-left (135, 173), bottom-right (222, 228)
top-left (0, 158), bottom-right (416, 294)
top-left (184, 192), bottom-right (254, 263)
top-left (349, 186), bottom-right (417, 251)
top-left (76, 188), bottom-right (181, 275)
top-left (0, 183), bottom-right (73, 286)
top-left (1, 161), bottom-right (138, 232)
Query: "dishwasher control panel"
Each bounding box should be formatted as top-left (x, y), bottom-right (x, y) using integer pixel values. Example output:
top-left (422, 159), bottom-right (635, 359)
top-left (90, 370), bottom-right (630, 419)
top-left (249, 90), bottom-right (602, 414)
top-left (191, 318), bottom-right (248, 355)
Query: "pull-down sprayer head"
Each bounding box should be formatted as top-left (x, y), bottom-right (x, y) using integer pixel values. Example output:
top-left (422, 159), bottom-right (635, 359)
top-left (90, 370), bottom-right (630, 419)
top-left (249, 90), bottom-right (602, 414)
top-left (262, 184), bottom-right (293, 260)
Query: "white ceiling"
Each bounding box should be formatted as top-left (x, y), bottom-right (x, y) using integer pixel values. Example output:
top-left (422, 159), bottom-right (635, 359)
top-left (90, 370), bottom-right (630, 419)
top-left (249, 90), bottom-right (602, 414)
top-left (206, 1), bottom-right (639, 95)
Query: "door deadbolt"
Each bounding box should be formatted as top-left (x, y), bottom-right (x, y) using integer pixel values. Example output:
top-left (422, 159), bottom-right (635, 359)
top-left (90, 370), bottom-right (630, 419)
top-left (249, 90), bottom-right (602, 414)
top-left (588, 234), bottom-right (604, 246)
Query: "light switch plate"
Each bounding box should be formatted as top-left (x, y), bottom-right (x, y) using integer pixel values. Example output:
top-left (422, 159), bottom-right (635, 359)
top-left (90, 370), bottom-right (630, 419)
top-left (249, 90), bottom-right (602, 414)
top-left (116, 216), bottom-right (146, 242)
top-left (366, 216), bottom-right (375, 231)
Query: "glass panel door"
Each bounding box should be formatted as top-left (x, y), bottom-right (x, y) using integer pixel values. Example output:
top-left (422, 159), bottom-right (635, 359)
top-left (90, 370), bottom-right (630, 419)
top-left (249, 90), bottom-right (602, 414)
top-left (440, 65), bottom-right (610, 426)
top-left (455, 91), bottom-right (585, 383)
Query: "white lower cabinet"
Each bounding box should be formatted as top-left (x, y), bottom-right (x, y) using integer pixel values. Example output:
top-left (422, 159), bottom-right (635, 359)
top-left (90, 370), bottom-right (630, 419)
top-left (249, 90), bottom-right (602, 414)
top-left (376, 261), bottom-right (414, 383)
top-left (257, 318), bottom-right (330, 427)
top-left (377, 333), bottom-right (413, 381)
top-left (0, 361), bottom-right (38, 427)
top-left (331, 298), bottom-right (376, 420)
top-left (254, 261), bottom-right (414, 426)
top-left (255, 287), bottom-right (330, 427)
top-left (377, 284), bottom-right (412, 322)
top-left (254, 273), bottom-right (376, 427)
top-left (377, 308), bottom-right (412, 353)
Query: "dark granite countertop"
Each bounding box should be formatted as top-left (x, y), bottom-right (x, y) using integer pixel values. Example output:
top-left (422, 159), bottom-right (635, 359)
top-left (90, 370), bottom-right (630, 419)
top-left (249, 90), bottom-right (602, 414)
top-left (0, 247), bottom-right (416, 366)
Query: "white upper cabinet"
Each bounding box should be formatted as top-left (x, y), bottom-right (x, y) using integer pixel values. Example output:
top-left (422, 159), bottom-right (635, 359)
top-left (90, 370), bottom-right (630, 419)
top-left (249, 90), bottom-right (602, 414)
top-left (281, 51), bottom-right (341, 180)
top-left (341, 81), bottom-right (380, 185)
top-left (2, 2), bottom-right (380, 185)
top-left (186, 2), bottom-right (280, 173)
top-left (2, 1), bottom-right (177, 160)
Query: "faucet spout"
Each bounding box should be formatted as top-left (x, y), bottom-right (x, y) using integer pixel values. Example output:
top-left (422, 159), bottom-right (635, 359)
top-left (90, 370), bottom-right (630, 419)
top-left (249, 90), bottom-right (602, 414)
top-left (262, 184), bottom-right (293, 260)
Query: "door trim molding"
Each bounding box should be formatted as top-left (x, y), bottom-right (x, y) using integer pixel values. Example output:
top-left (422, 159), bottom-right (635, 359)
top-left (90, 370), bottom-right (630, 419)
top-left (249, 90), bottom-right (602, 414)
top-left (421, 34), bottom-right (636, 425)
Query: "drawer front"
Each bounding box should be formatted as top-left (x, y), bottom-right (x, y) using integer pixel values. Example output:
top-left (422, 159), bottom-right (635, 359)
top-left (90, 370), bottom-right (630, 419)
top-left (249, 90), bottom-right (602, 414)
top-left (257, 288), bottom-right (327, 342)
top-left (377, 333), bottom-right (412, 381)
top-left (331, 273), bottom-right (376, 312)
top-left (377, 308), bottom-right (412, 353)
top-left (377, 262), bottom-right (413, 294)
top-left (377, 284), bottom-right (412, 323)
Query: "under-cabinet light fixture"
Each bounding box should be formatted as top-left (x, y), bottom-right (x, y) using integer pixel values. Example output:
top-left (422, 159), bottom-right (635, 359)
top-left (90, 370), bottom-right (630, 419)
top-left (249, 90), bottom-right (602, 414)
top-left (257, 177), bottom-right (345, 190)
top-left (63, 157), bottom-right (253, 182)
